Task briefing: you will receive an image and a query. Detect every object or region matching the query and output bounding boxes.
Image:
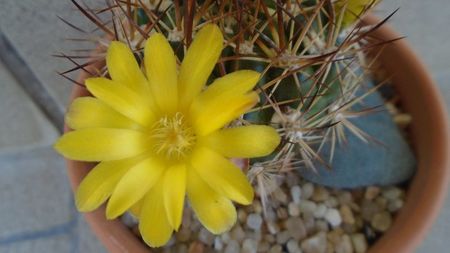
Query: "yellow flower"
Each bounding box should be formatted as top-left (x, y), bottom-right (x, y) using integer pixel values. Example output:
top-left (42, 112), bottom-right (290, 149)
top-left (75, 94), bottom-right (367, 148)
top-left (335, 0), bottom-right (380, 27)
top-left (55, 24), bottom-right (280, 247)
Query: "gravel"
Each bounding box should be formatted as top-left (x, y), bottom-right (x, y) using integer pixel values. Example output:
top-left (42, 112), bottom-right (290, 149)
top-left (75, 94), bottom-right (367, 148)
top-left (124, 174), bottom-right (405, 253)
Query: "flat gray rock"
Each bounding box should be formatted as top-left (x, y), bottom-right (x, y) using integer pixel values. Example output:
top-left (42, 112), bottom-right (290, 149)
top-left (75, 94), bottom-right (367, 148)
top-left (299, 83), bottom-right (416, 189)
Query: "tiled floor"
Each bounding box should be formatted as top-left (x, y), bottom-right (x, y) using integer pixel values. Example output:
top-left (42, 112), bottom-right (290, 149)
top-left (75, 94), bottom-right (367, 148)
top-left (0, 1), bottom-right (448, 252)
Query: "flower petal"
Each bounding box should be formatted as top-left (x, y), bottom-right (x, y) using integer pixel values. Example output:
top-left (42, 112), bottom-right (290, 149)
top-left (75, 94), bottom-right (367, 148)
top-left (54, 128), bottom-right (148, 161)
top-left (66, 97), bottom-right (140, 130)
top-left (106, 157), bottom-right (166, 219)
top-left (163, 164), bottom-right (186, 230)
top-left (187, 167), bottom-right (236, 234)
top-left (178, 24), bottom-right (223, 107)
top-left (145, 33), bottom-right (178, 113)
top-left (190, 147), bottom-right (254, 205)
top-left (75, 156), bottom-right (145, 212)
top-left (190, 91), bottom-right (259, 136)
top-left (129, 201), bottom-right (143, 218)
top-left (202, 125), bottom-right (280, 158)
top-left (139, 180), bottom-right (173, 247)
top-left (86, 77), bottom-right (157, 127)
top-left (195, 70), bottom-right (260, 102)
top-left (107, 41), bottom-right (149, 94)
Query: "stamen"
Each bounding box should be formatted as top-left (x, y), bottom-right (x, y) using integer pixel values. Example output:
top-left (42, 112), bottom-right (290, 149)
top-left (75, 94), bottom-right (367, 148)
top-left (151, 113), bottom-right (196, 160)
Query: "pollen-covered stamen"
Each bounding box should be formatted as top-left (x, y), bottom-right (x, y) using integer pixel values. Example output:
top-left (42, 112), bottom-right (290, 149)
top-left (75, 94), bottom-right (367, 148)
top-left (151, 112), bottom-right (196, 160)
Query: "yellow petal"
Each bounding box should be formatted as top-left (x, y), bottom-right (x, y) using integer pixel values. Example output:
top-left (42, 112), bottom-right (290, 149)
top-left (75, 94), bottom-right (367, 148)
top-left (187, 167), bottom-right (237, 234)
top-left (202, 125), bottom-right (280, 158)
top-left (145, 33), bottom-right (178, 113)
top-left (335, 0), bottom-right (380, 27)
top-left (54, 128), bottom-right (148, 161)
top-left (163, 164), bottom-right (186, 230)
top-left (190, 91), bottom-right (259, 136)
top-left (106, 157), bottom-right (166, 219)
top-left (107, 41), bottom-right (149, 94)
top-left (196, 70), bottom-right (260, 102)
top-left (178, 24), bottom-right (223, 107)
top-left (139, 180), bottom-right (173, 247)
top-left (86, 77), bottom-right (157, 127)
top-left (191, 147), bottom-right (254, 205)
top-left (66, 97), bottom-right (140, 130)
top-left (129, 201), bottom-right (143, 218)
top-left (75, 155), bottom-right (144, 212)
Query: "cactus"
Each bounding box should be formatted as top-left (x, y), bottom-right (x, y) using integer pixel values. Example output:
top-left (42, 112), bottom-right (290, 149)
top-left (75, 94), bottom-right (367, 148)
top-left (58, 0), bottom-right (392, 214)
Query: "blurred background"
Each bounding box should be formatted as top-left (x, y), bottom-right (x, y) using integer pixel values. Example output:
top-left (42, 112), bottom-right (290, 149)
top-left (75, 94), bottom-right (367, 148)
top-left (0, 0), bottom-right (448, 252)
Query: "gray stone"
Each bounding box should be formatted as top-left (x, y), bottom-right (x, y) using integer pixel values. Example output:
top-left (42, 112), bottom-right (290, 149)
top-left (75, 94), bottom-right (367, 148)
top-left (198, 228), bottom-right (214, 246)
top-left (335, 235), bottom-right (354, 253)
top-left (324, 208), bottom-right (342, 227)
top-left (286, 239), bottom-right (301, 253)
top-left (276, 230), bottom-right (291, 244)
top-left (286, 217), bottom-right (307, 240)
top-left (230, 225), bottom-right (246, 242)
top-left (371, 211), bottom-right (392, 232)
top-left (290, 185), bottom-right (302, 204)
top-left (241, 238), bottom-right (257, 253)
top-left (214, 237), bottom-right (224, 251)
top-left (224, 240), bottom-right (240, 253)
top-left (299, 82), bottom-right (416, 188)
top-left (351, 233), bottom-right (368, 253)
top-left (301, 232), bottom-right (327, 253)
top-left (0, 61), bottom-right (58, 153)
top-left (246, 213), bottom-right (263, 231)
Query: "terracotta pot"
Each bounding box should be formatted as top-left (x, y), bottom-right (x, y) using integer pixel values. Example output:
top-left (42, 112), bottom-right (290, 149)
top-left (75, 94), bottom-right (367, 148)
top-left (64, 15), bottom-right (450, 253)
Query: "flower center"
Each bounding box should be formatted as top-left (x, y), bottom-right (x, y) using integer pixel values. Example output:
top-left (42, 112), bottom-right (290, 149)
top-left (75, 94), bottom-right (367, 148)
top-left (150, 112), bottom-right (196, 160)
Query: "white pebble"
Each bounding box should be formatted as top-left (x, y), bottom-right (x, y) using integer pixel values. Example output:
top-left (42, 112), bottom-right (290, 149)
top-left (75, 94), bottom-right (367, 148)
top-left (198, 228), bottom-right (214, 245)
top-left (276, 230), bottom-right (291, 244)
top-left (241, 238), bottom-right (257, 253)
top-left (324, 208), bottom-right (342, 227)
top-left (324, 196), bottom-right (339, 208)
top-left (286, 217), bottom-right (307, 240)
top-left (387, 199), bottom-right (404, 212)
top-left (224, 240), bottom-right (240, 253)
top-left (301, 232), bottom-right (327, 253)
top-left (288, 202), bottom-right (300, 217)
top-left (371, 211), bottom-right (392, 232)
top-left (221, 232), bottom-right (231, 243)
top-left (214, 237), bottom-right (223, 251)
top-left (266, 220), bottom-right (280, 234)
top-left (335, 234), bottom-right (353, 253)
top-left (246, 213), bottom-right (263, 231)
top-left (287, 238), bottom-right (301, 253)
top-left (302, 183), bottom-right (314, 200)
top-left (382, 187), bottom-right (403, 200)
top-left (299, 200), bottom-right (317, 215)
top-left (269, 245), bottom-right (283, 253)
top-left (351, 233), bottom-right (368, 253)
top-left (313, 204), bottom-right (327, 219)
top-left (315, 220), bottom-right (329, 232)
top-left (340, 205), bottom-right (355, 224)
top-left (365, 186), bottom-right (381, 200)
top-left (230, 225), bottom-right (246, 242)
top-left (290, 185), bottom-right (302, 204)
